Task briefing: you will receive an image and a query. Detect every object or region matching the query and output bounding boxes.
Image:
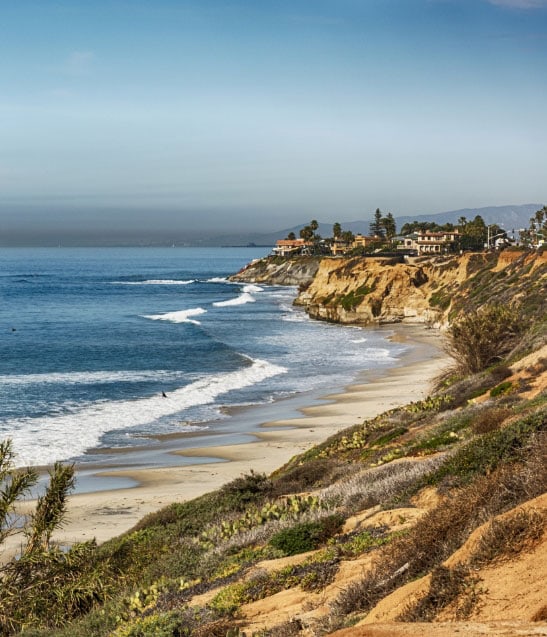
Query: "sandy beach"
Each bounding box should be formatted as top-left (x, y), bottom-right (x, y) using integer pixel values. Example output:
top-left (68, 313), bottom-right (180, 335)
top-left (13, 326), bottom-right (449, 553)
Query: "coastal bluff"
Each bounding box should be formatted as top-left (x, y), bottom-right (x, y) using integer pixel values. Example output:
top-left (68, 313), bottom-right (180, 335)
top-left (230, 255), bottom-right (321, 286)
top-left (231, 250), bottom-right (545, 329)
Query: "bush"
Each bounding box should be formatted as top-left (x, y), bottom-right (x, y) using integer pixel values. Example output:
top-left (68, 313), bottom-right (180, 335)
top-left (269, 514), bottom-right (344, 556)
top-left (444, 304), bottom-right (525, 375)
top-left (470, 508), bottom-right (546, 566)
top-left (0, 448), bottom-right (117, 635)
top-left (219, 470), bottom-right (273, 511)
top-left (397, 564), bottom-right (479, 622)
top-left (430, 408), bottom-right (546, 485)
top-left (272, 458), bottom-right (338, 495)
top-left (471, 407), bottom-right (511, 435)
top-left (490, 381), bottom-right (513, 397)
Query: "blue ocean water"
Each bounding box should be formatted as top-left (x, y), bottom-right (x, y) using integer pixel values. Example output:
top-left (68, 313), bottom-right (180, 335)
top-left (0, 247), bottom-right (405, 467)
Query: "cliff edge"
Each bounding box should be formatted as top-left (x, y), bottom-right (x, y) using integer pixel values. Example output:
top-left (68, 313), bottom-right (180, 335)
top-left (233, 251), bottom-right (546, 331)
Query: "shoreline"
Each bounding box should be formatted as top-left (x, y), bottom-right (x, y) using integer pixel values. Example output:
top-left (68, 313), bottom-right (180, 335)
top-left (18, 324), bottom-right (450, 551)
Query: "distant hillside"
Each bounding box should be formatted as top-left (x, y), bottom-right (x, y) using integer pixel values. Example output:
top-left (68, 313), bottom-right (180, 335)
top-left (215, 203), bottom-right (543, 247)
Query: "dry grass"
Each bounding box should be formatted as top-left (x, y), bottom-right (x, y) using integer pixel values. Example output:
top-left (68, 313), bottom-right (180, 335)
top-left (470, 508), bottom-right (546, 566)
top-left (471, 407), bottom-right (512, 435)
top-left (265, 618), bottom-right (305, 636)
top-left (326, 429), bottom-right (547, 630)
top-left (272, 458), bottom-right (340, 496)
top-left (319, 456), bottom-right (446, 512)
top-left (445, 304), bottom-right (525, 375)
top-left (397, 564), bottom-right (480, 622)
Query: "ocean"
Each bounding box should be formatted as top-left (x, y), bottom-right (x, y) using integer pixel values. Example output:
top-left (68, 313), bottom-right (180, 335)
top-left (0, 247), bottom-right (406, 468)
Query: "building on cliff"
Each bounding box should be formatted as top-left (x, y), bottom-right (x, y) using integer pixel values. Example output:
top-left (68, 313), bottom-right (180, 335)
top-left (330, 234), bottom-right (379, 255)
top-left (272, 238), bottom-right (314, 256)
top-left (399, 229), bottom-right (461, 255)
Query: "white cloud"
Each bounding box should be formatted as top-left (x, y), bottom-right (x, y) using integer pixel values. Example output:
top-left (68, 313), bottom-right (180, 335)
top-left (487, 0), bottom-right (547, 8)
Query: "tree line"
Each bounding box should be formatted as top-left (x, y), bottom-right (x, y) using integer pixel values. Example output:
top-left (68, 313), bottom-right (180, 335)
top-left (284, 205), bottom-right (546, 253)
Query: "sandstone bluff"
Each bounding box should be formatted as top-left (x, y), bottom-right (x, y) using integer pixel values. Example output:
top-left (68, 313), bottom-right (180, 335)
top-left (231, 250), bottom-right (545, 329)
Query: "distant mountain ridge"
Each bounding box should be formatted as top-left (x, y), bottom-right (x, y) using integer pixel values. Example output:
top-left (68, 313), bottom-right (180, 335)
top-left (216, 203), bottom-right (542, 247)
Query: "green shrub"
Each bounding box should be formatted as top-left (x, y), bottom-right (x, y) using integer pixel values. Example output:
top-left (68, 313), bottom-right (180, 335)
top-left (272, 458), bottom-right (338, 495)
top-left (408, 430), bottom-right (460, 455)
top-left (369, 427), bottom-right (408, 447)
top-left (430, 408), bottom-right (546, 485)
top-left (112, 610), bottom-right (188, 637)
top-left (269, 515), bottom-right (344, 556)
top-left (219, 470), bottom-right (273, 511)
top-left (429, 291), bottom-right (451, 310)
top-left (490, 381), bottom-right (513, 397)
top-left (339, 284), bottom-right (374, 311)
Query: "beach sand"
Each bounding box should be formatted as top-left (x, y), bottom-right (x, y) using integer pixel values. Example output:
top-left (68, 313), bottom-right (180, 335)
top-left (13, 326), bottom-right (450, 552)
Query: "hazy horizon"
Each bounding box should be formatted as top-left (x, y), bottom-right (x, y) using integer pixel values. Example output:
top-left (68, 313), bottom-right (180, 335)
top-left (1, 1), bottom-right (546, 243)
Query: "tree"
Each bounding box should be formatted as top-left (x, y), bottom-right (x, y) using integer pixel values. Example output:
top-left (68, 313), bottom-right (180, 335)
top-left (369, 208), bottom-right (384, 238)
top-left (381, 212), bottom-right (397, 240)
top-left (332, 222), bottom-right (342, 238)
top-left (341, 230), bottom-right (354, 243)
top-left (310, 219), bottom-right (319, 233)
top-left (299, 226), bottom-right (313, 241)
top-left (459, 214), bottom-right (487, 250)
top-left (286, 232), bottom-right (296, 240)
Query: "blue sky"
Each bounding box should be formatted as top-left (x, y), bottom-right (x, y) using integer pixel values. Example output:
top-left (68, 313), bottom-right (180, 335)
top-left (0, 0), bottom-right (546, 240)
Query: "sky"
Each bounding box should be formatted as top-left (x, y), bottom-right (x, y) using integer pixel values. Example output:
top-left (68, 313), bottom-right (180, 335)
top-left (0, 0), bottom-right (546, 243)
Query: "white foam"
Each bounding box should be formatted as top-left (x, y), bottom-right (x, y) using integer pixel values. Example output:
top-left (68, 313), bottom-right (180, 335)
top-left (0, 369), bottom-right (178, 386)
top-left (280, 305), bottom-right (309, 322)
top-left (242, 284), bottom-right (263, 293)
top-left (115, 279), bottom-right (195, 285)
top-left (143, 307), bottom-right (207, 324)
top-left (362, 347), bottom-right (394, 361)
top-left (10, 357), bottom-right (287, 467)
top-left (350, 338), bottom-right (368, 344)
top-left (206, 277), bottom-right (237, 284)
top-left (213, 293), bottom-right (255, 307)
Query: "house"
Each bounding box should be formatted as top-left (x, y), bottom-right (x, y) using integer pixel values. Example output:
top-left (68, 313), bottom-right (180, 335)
top-left (352, 234), bottom-right (378, 250)
top-left (330, 237), bottom-right (352, 255)
top-left (330, 234), bottom-right (379, 256)
top-left (399, 230), bottom-right (460, 255)
top-left (272, 238), bottom-right (314, 257)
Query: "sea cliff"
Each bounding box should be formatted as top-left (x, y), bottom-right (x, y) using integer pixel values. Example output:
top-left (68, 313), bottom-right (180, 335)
top-left (232, 250), bottom-right (546, 331)
top-left (231, 255), bottom-right (321, 286)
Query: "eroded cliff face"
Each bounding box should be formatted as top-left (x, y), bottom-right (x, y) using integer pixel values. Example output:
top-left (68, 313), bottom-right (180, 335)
top-left (231, 251), bottom-right (545, 330)
top-left (230, 256), bottom-right (320, 286)
top-left (293, 255), bottom-right (474, 328)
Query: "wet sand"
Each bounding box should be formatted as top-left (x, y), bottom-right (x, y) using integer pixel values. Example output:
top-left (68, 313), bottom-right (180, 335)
top-left (14, 325), bottom-right (450, 552)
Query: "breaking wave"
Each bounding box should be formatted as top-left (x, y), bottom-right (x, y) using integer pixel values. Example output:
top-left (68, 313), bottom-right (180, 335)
top-left (115, 279), bottom-right (195, 285)
top-left (213, 293), bottom-right (255, 307)
top-left (143, 307), bottom-right (207, 324)
top-left (9, 357), bottom-right (287, 467)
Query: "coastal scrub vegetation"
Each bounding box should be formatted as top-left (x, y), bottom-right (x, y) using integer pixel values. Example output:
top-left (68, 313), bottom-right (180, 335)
top-left (0, 450), bottom-right (117, 635)
top-left (2, 251), bottom-right (547, 636)
top-left (444, 303), bottom-right (525, 375)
